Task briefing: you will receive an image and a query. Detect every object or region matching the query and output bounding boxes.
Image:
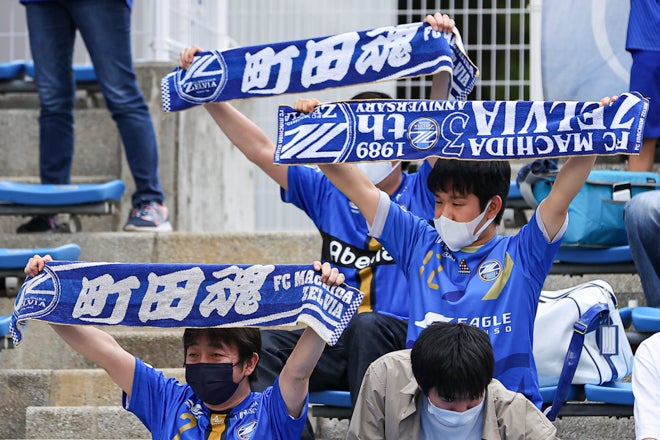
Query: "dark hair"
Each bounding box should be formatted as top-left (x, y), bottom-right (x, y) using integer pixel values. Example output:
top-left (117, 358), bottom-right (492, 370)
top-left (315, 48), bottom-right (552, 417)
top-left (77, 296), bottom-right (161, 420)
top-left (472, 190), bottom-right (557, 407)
top-left (350, 91), bottom-right (392, 100)
top-left (183, 327), bottom-right (262, 382)
top-left (427, 159), bottom-right (511, 225)
top-left (410, 322), bottom-right (494, 401)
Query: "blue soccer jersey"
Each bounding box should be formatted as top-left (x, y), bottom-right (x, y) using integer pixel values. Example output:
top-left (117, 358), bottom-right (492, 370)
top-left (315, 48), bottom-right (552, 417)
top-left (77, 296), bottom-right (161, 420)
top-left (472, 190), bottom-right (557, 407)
top-left (124, 358), bottom-right (306, 439)
top-left (283, 162), bottom-right (435, 319)
top-left (374, 201), bottom-right (563, 408)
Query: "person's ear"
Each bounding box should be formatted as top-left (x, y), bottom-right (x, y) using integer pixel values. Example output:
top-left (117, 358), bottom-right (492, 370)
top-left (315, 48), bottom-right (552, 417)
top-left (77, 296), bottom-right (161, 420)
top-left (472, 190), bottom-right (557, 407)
top-left (488, 195), bottom-right (503, 219)
top-left (242, 352), bottom-right (259, 376)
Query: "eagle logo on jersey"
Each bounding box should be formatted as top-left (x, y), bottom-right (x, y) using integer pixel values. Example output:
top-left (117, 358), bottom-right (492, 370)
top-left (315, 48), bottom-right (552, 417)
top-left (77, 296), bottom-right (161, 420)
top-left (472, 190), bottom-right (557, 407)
top-left (478, 259), bottom-right (502, 282)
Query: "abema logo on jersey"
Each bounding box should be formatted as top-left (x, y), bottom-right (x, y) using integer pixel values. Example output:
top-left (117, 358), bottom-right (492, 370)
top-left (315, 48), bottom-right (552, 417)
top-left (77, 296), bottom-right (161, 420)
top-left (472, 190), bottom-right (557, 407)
top-left (176, 51), bottom-right (228, 104)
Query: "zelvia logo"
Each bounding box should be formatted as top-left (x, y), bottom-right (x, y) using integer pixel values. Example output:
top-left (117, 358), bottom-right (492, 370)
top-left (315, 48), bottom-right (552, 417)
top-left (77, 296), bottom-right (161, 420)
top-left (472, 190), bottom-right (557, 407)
top-left (478, 259), bottom-right (502, 282)
top-left (13, 267), bottom-right (60, 319)
top-left (407, 117), bottom-right (439, 151)
top-left (175, 50), bottom-right (227, 104)
top-left (236, 420), bottom-right (257, 439)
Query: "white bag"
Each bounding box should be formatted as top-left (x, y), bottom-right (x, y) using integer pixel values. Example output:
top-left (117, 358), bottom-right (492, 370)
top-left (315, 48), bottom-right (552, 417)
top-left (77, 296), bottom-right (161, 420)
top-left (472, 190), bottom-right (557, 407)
top-left (533, 280), bottom-right (634, 388)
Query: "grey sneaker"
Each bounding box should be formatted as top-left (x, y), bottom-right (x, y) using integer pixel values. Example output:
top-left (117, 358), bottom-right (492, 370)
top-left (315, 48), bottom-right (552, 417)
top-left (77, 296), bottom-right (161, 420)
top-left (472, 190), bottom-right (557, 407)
top-left (123, 201), bottom-right (172, 232)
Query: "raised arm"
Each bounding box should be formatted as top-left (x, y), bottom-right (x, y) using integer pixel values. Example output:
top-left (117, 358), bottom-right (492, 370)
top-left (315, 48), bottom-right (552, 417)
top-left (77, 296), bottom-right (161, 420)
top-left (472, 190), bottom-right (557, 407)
top-left (538, 96), bottom-right (614, 239)
top-left (293, 100), bottom-right (385, 226)
top-left (25, 256), bottom-right (136, 395)
top-left (178, 46), bottom-right (289, 189)
top-left (425, 12), bottom-right (454, 102)
top-left (278, 261), bottom-right (345, 417)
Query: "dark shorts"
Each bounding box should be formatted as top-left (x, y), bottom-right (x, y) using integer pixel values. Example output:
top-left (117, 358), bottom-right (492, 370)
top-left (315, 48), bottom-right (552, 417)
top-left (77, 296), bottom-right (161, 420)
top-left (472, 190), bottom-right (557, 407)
top-left (630, 50), bottom-right (660, 138)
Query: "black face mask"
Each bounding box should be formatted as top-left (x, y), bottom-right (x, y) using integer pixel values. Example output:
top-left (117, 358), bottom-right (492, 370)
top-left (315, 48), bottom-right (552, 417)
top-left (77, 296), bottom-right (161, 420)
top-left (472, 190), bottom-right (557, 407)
top-left (185, 362), bottom-right (240, 405)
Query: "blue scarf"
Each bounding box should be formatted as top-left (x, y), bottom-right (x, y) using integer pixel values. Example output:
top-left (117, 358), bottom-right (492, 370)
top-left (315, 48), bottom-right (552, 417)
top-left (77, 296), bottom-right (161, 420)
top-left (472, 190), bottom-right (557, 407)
top-left (10, 262), bottom-right (364, 347)
top-left (161, 22), bottom-right (477, 112)
top-left (274, 92), bottom-right (648, 164)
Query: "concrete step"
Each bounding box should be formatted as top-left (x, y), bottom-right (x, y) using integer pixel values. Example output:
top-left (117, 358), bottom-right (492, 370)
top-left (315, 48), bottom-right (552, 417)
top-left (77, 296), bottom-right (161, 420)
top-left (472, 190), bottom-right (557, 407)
top-left (0, 367), bottom-right (185, 439)
top-left (0, 322), bottom-right (185, 370)
top-left (25, 406), bottom-right (150, 439)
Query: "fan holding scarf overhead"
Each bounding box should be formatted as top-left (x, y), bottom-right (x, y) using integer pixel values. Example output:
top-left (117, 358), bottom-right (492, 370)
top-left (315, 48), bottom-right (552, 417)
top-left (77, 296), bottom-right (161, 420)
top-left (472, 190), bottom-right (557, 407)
top-left (283, 94), bottom-right (646, 411)
top-left (15, 255), bottom-right (361, 440)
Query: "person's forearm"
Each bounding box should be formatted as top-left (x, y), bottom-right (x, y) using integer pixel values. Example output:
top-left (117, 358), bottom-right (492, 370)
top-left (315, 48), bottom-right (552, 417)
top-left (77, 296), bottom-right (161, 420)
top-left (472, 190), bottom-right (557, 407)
top-left (50, 323), bottom-right (114, 366)
top-left (553, 155), bottom-right (596, 202)
top-left (203, 102), bottom-right (288, 188)
top-left (203, 102), bottom-right (271, 159)
top-left (285, 327), bottom-right (326, 379)
top-left (49, 324), bottom-right (135, 393)
top-left (279, 327), bottom-right (326, 417)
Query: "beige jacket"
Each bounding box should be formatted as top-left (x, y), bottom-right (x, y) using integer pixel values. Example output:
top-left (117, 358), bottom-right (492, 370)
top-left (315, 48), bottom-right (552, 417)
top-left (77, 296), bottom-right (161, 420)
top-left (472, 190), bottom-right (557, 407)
top-left (347, 350), bottom-right (558, 440)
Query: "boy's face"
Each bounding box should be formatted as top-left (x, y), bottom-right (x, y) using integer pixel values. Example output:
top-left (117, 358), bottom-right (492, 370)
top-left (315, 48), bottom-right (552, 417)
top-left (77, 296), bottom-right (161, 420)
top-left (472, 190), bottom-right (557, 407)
top-left (433, 190), bottom-right (484, 223)
top-left (427, 387), bottom-right (484, 412)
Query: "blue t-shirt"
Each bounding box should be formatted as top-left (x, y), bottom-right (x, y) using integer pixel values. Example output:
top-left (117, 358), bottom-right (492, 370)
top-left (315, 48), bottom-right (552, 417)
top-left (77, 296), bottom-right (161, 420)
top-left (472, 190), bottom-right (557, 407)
top-left (375, 202), bottom-right (562, 408)
top-left (124, 358), bottom-right (307, 439)
top-left (283, 162), bottom-right (435, 320)
top-left (626, 0), bottom-right (660, 51)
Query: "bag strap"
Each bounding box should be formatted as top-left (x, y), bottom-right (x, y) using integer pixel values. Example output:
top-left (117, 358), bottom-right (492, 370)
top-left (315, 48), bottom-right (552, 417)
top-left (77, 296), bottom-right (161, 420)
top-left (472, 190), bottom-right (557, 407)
top-left (544, 302), bottom-right (609, 421)
top-left (515, 159), bottom-right (559, 209)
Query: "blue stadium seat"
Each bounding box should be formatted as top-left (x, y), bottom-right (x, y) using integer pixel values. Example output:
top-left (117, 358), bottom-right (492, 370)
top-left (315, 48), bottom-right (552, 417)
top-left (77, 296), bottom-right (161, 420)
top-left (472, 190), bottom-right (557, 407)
top-left (0, 180), bottom-right (124, 206)
top-left (631, 307), bottom-right (660, 332)
top-left (540, 385), bottom-right (582, 404)
top-left (0, 60), bottom-right (27, 80)
top-left (584, 382), bottom-right (634, 406)
top-left (25, 61), bottom-right (97, 83)
top-left (0, 243), bottom-right (81, 270)
top-left (309, 390), bottom-right (351, 407)
top-left (0, 315), bottom-right (10, 337)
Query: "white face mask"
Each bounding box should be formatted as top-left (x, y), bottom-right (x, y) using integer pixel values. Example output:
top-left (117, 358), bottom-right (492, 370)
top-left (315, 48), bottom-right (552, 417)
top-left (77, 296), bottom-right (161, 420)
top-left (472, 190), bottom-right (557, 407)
top-left (427, 398), bottom-right (484, 428)
top-left (356, 162), bottom-right (399, 185)
top-left (433, 200), bottom-right (494, 252)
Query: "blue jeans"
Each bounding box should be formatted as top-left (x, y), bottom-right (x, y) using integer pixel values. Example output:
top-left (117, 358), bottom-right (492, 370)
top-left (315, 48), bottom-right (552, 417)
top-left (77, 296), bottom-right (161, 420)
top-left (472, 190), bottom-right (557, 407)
top-left (625, 191), bottom-right (660, 307)
top-left (25, 0), bottom-right (165, 207)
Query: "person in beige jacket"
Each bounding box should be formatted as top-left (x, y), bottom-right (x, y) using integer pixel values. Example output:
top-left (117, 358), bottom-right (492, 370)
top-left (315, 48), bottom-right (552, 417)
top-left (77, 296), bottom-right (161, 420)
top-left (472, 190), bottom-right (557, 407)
top-left (347, 322), bottom-right (558, 439)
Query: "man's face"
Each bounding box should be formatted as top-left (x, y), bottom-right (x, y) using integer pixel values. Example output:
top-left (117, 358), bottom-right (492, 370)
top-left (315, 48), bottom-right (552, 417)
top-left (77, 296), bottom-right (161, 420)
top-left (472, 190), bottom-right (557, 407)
top-left (185, 336), bottom-right (244, 383)
top-left (427, 387), bottom-right (484, 412)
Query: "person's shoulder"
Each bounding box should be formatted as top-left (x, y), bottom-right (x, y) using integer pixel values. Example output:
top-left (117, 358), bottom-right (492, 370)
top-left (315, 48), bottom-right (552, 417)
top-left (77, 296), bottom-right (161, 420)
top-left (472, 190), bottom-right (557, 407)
top-left (372, 349), bottom-right (412, 370)
top-left (638, 332), bottom-right (660, 354)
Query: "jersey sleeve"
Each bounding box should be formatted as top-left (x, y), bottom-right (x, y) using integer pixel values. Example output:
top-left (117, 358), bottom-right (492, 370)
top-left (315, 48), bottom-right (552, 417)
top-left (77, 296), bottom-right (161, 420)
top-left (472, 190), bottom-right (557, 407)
top-left (375, 200), bottom-right (437, 278)
top-left (513, 207), bottom-right (563, 289)
top-left (263, 377), bottom-right (308, 439)
top-left (123, 358), bottom-right (190, 437)
top-left (280, 166), bottom-right (329, 227)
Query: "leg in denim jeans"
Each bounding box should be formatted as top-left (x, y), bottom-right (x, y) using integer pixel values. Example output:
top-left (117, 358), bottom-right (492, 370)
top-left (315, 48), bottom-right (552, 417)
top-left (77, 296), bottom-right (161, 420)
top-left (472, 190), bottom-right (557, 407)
top-left (67, 0), bottom-right (165, 206)
top-left (625, 191), bottom-right (660, 307)
top-left (25, 0), bottom-right (165, 207)
top-left (25, 2), bottom-right (77, 185)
